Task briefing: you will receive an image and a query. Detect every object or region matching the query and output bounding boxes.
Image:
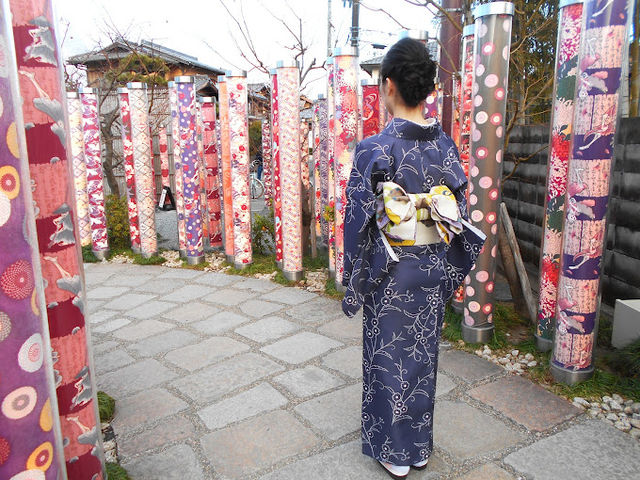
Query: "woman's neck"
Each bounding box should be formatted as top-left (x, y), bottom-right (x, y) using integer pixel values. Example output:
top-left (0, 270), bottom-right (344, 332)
top-left (391, 102), bottom-right (430, 125)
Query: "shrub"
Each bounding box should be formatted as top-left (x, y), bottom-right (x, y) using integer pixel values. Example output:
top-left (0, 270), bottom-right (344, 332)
top-left (105, 194), bottom-right (131, 250)
top-left (252, 210), bottom-right (275, 256)
top-left (97, 390), bottom-right (115, 422)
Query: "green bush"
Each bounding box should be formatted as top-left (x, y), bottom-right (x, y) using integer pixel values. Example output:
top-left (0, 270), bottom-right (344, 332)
top-left (82, 245), bottom-right (99, 263)
top-left (252, 210), bottom-right (275, 256)
top-left (106, 462), bottom-right (131, 480)
top-left (97, 391), bottom-right (115, 422)
top-left (605, 339), bottom-right (640, 379)
top-left (105, 195), bottom-right (131, 250)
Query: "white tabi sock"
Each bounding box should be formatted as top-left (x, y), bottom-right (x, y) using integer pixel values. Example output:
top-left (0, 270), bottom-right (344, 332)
top-left (413, 458), bottom-right (429, 467)
top-left (380, 461), bottom-right (410, 476)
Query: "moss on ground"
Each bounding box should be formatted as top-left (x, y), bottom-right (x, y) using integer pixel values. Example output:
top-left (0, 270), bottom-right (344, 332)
top-left (106, 461), bottom-right (131, 480)
top-left (97, 391), bottom-right (115, 422)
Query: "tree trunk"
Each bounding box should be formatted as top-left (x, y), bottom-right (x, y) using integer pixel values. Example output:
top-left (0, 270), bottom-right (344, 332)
top-left (101, 128), bottom-right (120, 197)
top-left (498, 216), bottom-right (529, 318)
top-left (630, 3), bottom-right (639, 117)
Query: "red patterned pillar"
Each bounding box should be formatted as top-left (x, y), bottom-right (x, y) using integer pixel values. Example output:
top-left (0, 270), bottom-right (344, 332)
top-left (200, 97), bottom-right (222, 247)
top-left (361, 79), bottom-right (381, 138)
top-left (218, 77), bottom-right (235, 263)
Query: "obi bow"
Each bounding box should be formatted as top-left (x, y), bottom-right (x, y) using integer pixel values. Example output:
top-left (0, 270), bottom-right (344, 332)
top-left (376, 182), bottom-right (464, 246)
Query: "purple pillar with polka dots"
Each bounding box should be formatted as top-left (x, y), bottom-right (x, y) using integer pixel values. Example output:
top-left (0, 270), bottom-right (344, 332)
top-left (462, 1), bottom-right (514, 343)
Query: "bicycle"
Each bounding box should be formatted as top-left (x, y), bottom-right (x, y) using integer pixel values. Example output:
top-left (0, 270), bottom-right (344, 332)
top-left (250, 159), bottom-right (264, 199)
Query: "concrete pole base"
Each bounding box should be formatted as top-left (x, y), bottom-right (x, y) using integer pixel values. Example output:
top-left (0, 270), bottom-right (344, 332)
top-left (179, 249), bottom-right (187, 259)
top-left (534, 334), bottom-right (553, 352)
top-left (186, 255), bottom-right (205, 265)
top-left (334, 282), bottom-right (346, 294)
top-left (461, 322), bottom-right (494, 344)
top-left (140, 251), bottom-right (158, 259)
top-left (93, 249), bottom-right (110, 261)
top-left (225, 254), bottom-right (235, 264)
top-left (276, 260), bottom-right (283, 269)
top-left (328, 268), bottom-right (336, 280)
top-left (450, 300), bottom-right (464, 314)
top-left (283, 270), bottom-right (304, 282)
top-left (131, 246), bottom-right (141, 255)
top-left (234, 261), bottom-right (252, 270)
top-left (550, 362), bottom-right (594, 385)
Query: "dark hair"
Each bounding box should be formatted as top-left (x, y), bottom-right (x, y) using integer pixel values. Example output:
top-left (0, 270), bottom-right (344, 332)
top-left (380, 37), bottom-right (437, 107)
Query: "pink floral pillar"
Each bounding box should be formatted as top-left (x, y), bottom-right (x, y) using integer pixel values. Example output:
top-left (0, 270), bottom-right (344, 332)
top-left (117, 87), bottom-right (141, 253)
top-left (332, 48), bottom-right (359, 287)
top-left (79, 88), bottom-right (109, 259)
top-left (270, 70), bottom-right (284, 267)
top-left (159, 126), bottom-right (170, 189)
top-left (218, 77), bottom-right (235, 263)
top-left (11, 0), bottom-right (106, 476)
top-left (196, 101), bottom-right (209, 244)
top-left (462, 2), bottom-right (514, 344)
top-left (326, 57), bottom-right (336, 277)
top-left (312, 99), bottom-right (322, 240)
top-left (262, 119), bottom-right (272, 207)
top-left (226, 72), bottom-right (252, 268)
top-left (315, 96), bottom-right (329, 244)
top-left (168, 81), bottom-right (187, 256)
top-left (551, 0), bottom-right (632, 384)
top-left (276, 62), bottom-right (303, 280)
top-left (66, 92), bottom-right (91, 248)
top-left (0, 10), bottom-right (67, 477)
top-left (451, 23), bottom-right (475, 313)
top-left (536, 0), bottom-right (584, 351)
top-left (361, 79), bottom-right (381, 138)
top-left (201, 97), bottom-right (222, 247)
top-left (127, 82), bottom-right (157, 258)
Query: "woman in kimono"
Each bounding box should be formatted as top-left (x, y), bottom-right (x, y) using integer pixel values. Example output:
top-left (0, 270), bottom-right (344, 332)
top-left (342, 38), bottom-right (485, 478)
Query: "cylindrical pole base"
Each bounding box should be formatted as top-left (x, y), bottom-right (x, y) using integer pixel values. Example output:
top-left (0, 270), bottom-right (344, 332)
top-left (187, 255), bottom-right (205, 265)
top-left (93, 249), bottom-right (109, 261)
top-left (550, 362), bottom-right (594, 385)
top-left (329, 268), bottom-right (335, 280)
top-left (283, 270), bottom-right (303, 282)
top-left (276, 260), bottom-right (283, 269)
top-left (450, 301), bottom-right (464, 314)
top-left (140, 251), bottom-right (158, 259)
top-left (334, 282), bottom-right (346, 293)
top-left (180, 249), bottom-right (187, 259)
top-left (234, 261), bottom-right (252, 270)
top-left (461, 323), bottom-right (494, 344)
top-left (535, 334), bottom-right (553, 352)
top-left (132, 246), bottom-right (141, 255)
top-left (226, 254), bottom-right (235, 265)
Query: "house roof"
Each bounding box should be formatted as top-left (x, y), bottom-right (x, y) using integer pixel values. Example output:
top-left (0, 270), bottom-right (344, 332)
top-left (67, 39), bottom-right (226, 76)
top-left (359, 40), bottom-right (439, 75)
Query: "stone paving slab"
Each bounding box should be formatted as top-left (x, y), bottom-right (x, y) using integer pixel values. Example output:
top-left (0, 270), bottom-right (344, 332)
top-left (112, 388), bottom-right (188, 433)
top-left (92, 318), bottom-right (131, 334)
top-left (157, 268), bottom-right (205, 279)
top-left (127, 330), bottom-right (199, 357)
top-left (94, 349), bottom-right (135, 375)
top-left (294, 384), bottom-right (361, 440)
top-left (504, 419), bottom-right (640, 480)
top-left (198, 382), bottom-right (288, 430)
top-left (468, 375), bottom-right (581, 432)
top-left (285, 296), bottom-right (344, 323)
top-left (261, 287), bottom-right (317, 305)
top-left (433, 400), bottom-right (527, 460)
top-left (161, 284), bottom-right (215, 303)
top-left (322, 346), bottom-right (362, 378)
top-left (163, 301), bottom-right (220, 323)
top-left (84, 271), bottom-right (115, 284)
top-left (87, 286), bottom-right (129, 300)
top-left (112, 319), bottom-right (174, 342)
top-left (273, 366), bottom-right (346, 398)
top-left (193, 272), bottom-right (239, 287)
top-left (454, 463), bottom-right (516, 480)
top-left (261, 332), bottom-right (343, 364)
top-left (87, 299), bottom-right (106, 313)
top-left (233, 277), bottom-right (281, 292)
top-left (260, 440), bottom-right (451, 480)
top-left (165, 336), bottom-right (250, 371)
top-left (171, 353), bottom-right (284, 404)
top-left (133, 279), bottom-right (186, 294)
top-left (435, 372), bottom-right (457, 398)
top-left (88, 309), bottom-right (118, 325)
top-left (318, 317), bottom-right (362, 341)
top-left (118, 415), bottom-right (196, 459)
top-left (92, 340), bottom-right (119, 355)
top-left (234, 316), bottom-right (301, 343)
top-left (98, 359), bottom-right (178, 397)
top-left (438, 349), bottom-right (503, 383)
top-left (191, 311), bottom-right (250, 335)
top-left (123, 444), bottom-right (204, 480)
top-left (238, 299), bottom-right (284, 318)
top-left (102, 293), bottom-right (157, 311)
top-left (125, 300), bottom-right (177, 319)
top-left (202, 288), bottom-right (256, 306)
top-left (200, 410), bottom-right (320, 480)
top-left (103, 274), bottom-right (155, 287)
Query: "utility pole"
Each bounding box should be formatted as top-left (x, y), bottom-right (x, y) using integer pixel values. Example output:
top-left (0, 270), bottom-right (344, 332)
top-left (439, 0), bottom-right (462, 136)
top-left (327, 0), bottom-right (333, 57)
top-left (350, 0), bottom-right (360, 49)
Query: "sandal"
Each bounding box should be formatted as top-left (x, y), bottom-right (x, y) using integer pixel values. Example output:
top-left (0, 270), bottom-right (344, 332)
top-left (378, 461), bottom-right (410, 479)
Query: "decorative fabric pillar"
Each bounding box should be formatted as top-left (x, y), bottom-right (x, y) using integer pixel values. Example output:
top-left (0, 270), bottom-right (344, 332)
top-left (79, 88), bottom-right (109, 259)
top-left (261, 119), bottom-right (272, 207)
top-left (218, 77), bottom-right (234, 263)
top-left (300, 119), bottom-right (311, 255)
top-left (424, 86), bottom-right (441, 121)
top-left (11, 0), bottom-right (106, 476)
top-left (451, 23), bottom-right (475, 313)
top-left (312, 99), bottom-right (322, 240)
top-left (462, 2), bottom-right (514, 343)
top-left (159, 127), bottom-right (170, 189)
top-left (66, 92), bottom-right (91, 248)
top-left (276, 62), bottom-right (303, 280)
top-left (195, 101), bottom-right (209, 244)
top-left (201, 97), bottom-right (222, 247)
top-left (127, 83), bottom-right (157, 258)
top-left (226, 71), bottom-right (252, 268)
top-left (332, 47), bottom-right (359, 286)
top-left (270, 70), bottom-right (284, 267)
top-left (551, 0), bottom-right (632, 384)
top-left (0, 10), bottom-right (66, 477)
top-left (316, 97), bottom-right (329, 244)
top-left (361, 79), bottom-right (381, 138)
top-left (168, 81), bottom-right (187, 256)
top-left (175, 77), bottom-right (204, 264)
top-left (326, 57), bottom-right (337, 277)
top-left (117, 87), bottom-right (141, 253)
top-left (67, 92), bottom-right (91, 247)
top-left (536, 0), bottom-right (584, 351)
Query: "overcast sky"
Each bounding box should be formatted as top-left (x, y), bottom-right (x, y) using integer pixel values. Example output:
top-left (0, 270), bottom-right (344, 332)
top-left (56, 0), bottom-right (437, 96)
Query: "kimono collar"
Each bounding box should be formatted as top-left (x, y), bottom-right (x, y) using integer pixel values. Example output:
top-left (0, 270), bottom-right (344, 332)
top-left (381, 117), bottom-right (441, 141)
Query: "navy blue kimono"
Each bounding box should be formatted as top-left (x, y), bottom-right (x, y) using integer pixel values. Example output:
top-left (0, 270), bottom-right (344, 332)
top-left (342, 118), bottom-right (484, 466)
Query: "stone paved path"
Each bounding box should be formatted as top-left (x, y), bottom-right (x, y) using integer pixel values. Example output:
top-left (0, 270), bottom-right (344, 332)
top-left (85, 262), bottom-right (640, 480)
